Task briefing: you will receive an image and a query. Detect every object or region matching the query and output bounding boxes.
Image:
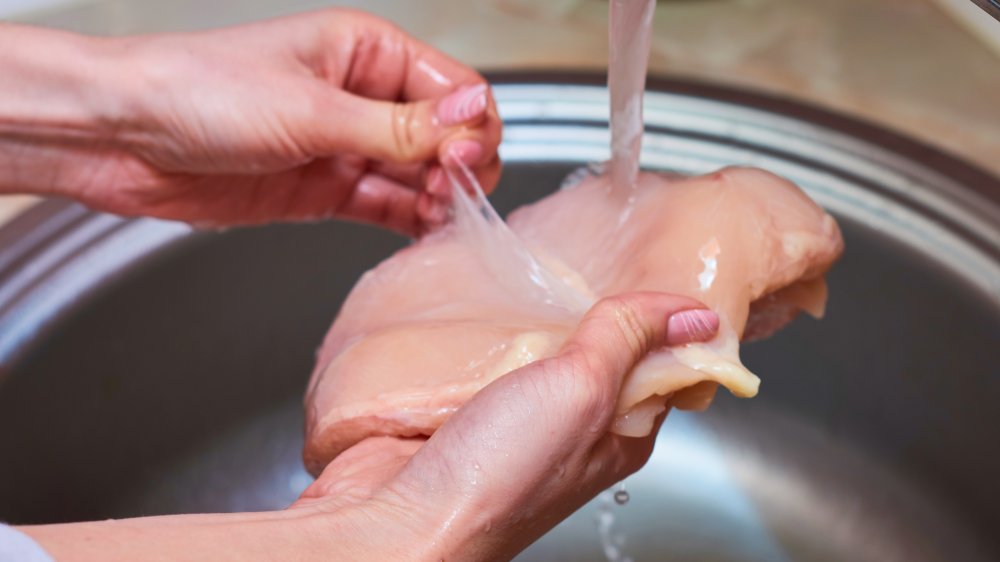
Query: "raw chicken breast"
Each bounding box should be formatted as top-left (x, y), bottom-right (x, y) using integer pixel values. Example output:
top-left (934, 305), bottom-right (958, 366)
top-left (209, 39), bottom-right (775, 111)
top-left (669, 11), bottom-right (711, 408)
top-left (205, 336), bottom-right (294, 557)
top-left (303, 167), bottom-right (843, 474)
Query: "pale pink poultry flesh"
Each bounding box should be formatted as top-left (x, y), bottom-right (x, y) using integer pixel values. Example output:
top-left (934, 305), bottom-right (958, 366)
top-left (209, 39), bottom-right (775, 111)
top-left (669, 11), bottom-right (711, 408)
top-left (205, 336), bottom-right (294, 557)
top-left (303, 166), bottom-right (844, 475)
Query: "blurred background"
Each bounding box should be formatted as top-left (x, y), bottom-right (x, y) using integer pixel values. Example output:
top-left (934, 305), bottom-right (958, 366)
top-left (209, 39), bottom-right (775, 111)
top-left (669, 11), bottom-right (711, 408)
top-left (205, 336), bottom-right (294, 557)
top-left (1, 3), bottom-right (998, 558)
top-left (0, 0), bottom-right (997, 218)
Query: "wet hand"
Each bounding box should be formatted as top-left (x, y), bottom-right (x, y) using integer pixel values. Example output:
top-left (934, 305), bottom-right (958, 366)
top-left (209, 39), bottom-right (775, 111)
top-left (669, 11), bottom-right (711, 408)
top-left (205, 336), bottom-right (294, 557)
top-left (292, 293), bottom-right (720, 560)
top-left (1, 10), bottom-right (501, 235)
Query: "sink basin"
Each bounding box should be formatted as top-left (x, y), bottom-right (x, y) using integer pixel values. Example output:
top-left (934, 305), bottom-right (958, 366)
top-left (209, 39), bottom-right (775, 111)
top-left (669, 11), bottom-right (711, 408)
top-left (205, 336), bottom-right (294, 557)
top-left (1, 74), bottom-right (998, 561)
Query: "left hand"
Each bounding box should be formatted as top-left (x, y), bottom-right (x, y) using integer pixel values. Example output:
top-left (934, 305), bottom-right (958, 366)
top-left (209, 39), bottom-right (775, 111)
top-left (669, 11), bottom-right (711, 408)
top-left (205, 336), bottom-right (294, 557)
top-left (1, 9), bottom-right (502, 235)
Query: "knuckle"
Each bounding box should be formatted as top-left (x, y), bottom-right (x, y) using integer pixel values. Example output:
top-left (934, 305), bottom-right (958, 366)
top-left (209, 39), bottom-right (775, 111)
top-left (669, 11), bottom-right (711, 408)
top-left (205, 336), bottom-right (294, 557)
top-left (390, 103), bottom-right (420, 162)
top-left (545, 351), bottom-right (614, 424)
top-left (597, 296), bottom-right (650, 359)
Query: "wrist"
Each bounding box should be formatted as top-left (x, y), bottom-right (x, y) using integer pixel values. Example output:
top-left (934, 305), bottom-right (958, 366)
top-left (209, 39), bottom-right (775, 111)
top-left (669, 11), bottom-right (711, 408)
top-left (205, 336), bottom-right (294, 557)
top-left (358, 484), bottom-right (503, 561)
top-left (0, 26), bottom-right (129, 142)
top-left (22, 510), bottom-right (307, 562)
top-left (0, 25), bottom-right (136, 194)
top-left (294, 490), bottom-right (485, 562)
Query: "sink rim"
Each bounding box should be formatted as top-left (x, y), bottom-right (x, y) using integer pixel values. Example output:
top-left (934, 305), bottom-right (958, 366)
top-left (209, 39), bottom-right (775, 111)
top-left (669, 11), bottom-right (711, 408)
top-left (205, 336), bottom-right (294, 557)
top-left (1, 72), bottom-right (998, 559)
top-left (1, 71), bottom-right (999, 371)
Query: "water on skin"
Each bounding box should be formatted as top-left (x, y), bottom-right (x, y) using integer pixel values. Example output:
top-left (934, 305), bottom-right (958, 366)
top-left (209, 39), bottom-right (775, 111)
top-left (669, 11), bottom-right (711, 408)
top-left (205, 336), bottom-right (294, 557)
top-left (305, 3), bottom-right (843, 561)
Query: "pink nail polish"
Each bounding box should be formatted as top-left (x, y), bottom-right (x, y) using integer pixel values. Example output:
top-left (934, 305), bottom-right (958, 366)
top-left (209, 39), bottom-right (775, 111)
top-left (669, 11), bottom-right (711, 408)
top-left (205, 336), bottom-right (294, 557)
top-left (446, 139), bottom-right (483, 167)
top-left (426, 167), bottom-right (448, 196)
top-left (666, 309), bottom-right (720, 346)
top-left (437, 83), bottom-right (488, 127)
top-left (425, 199), bottom-right (449, 224)
top-left (417, 192), bottom-right (435, 213)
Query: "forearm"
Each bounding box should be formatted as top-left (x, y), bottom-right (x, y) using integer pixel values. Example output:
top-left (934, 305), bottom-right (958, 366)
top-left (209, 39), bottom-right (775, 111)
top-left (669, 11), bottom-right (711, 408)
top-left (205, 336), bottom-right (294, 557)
top-left (0, 24), bottom-right (131, 195)
top-left (19, 511), bottom-right (306, 562)
top-left (16, 504), bottom-right (415, 562)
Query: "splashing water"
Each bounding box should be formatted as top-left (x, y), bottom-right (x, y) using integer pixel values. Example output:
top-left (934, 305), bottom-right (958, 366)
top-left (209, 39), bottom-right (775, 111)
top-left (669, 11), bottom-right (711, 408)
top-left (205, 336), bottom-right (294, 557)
top-left (597, 487), bottom-right (634, 562)
top-left (614, 481), bottom-right (630, 505)
top-left (596, 2), bottom-right (656, 558)
top-left (440, 0), bottom-right (657, 304)
top-left (441, 3), bottom-right (658, 559)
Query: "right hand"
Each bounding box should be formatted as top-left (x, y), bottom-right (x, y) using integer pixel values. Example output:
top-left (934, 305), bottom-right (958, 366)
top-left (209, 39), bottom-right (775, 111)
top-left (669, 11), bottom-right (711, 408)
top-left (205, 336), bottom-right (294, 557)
top-left (293, 293), bottom-right (720, 560)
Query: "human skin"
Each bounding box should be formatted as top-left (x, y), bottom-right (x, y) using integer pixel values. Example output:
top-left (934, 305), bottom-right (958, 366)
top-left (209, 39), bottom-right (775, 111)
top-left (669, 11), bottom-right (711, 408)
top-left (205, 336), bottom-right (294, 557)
top-left (21, 293), bottom-right (719, 561)
top-left (1, 9), bottom-right (722, 560)
top-left (0, 9), bottom-right (502, 235)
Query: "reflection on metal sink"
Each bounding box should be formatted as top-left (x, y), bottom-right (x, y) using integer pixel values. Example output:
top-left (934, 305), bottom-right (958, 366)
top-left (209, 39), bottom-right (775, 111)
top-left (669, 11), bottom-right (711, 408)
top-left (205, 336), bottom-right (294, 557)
top-left (1, 76), bottom-right (998, 561)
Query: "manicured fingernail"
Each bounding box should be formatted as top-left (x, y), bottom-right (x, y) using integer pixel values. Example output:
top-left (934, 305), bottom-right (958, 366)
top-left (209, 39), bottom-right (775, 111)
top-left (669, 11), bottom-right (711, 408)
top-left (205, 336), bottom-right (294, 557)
top-left (426, 167), bottom-right (450, 196)
top-left (446, 139), bottom-right (482, 167)
top-left (437, 83), bottom-right (488, 127)
top-left (425, 199), bottom-right (448, 223)
top-left (666, 309), bottom-right (720, 346)
top-left (417, 192), bottom-right (449, 224)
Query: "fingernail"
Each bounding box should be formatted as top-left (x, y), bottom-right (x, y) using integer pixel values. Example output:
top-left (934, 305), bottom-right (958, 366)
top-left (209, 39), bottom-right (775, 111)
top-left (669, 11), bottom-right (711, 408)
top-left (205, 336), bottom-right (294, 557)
top-left (417, 192), bottom-right (449, 225)
top-left (425, 199), bottom-right (449, 224)
top-left (446, 139), bottom-right (482, 167)
top-left (666, 309), bottom-right (720, 346)
top-left (437, 83), bottom-right (488, 127)
top-left (426, 167), bottom-right (450, 196)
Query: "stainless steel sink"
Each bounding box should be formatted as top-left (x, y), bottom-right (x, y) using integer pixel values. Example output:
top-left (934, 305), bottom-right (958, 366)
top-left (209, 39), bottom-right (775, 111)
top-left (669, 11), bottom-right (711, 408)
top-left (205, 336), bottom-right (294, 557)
top-left (1, 74), bottom-right (998, 561)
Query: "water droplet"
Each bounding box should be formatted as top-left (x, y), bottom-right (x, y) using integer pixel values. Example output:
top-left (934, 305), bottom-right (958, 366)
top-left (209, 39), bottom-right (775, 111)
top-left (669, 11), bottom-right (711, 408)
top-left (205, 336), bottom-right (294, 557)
top-left (596, 489), bottom-right (632, 562)
top-left (613, 481), bottom-right (629, 505)
top-left (614, 489), bottom-right (630, 505)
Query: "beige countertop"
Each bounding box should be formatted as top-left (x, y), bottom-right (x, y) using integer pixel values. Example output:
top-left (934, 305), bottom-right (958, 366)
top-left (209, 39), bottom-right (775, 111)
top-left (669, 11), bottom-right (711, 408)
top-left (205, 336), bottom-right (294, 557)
top-left (3, 0), bottom-right (998, 224)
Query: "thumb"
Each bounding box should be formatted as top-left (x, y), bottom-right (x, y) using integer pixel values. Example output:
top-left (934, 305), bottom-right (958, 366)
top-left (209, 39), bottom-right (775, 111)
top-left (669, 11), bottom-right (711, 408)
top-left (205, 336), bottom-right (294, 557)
top-left (309, 82), bottom-right (490, 164)
top-left (558, 292), bottom-right (720, 394)
top-left (292, 436), bottom-right (424, 509)
top-left (372, 293), bottom-right (719, 554)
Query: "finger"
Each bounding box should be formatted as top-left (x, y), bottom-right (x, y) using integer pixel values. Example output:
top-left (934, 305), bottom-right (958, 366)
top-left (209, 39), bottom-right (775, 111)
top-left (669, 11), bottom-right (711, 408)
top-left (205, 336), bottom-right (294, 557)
top-left (372, 150), bottom-right (501, 198)
top-left (326, 10), bottom-right (485, 100)
top-left (308, 83), bottom-right (492, 164)
top-left (416, 190), bottom-right (449, 233)
top-left (369, 161), bottom-right (426, 188)
top-left (400, 39), bottom-right (486, 100)
top-left (559, 293), bottom-right (720, 394)
top-left (425, 165), bottom-right (449, 197)
top-left (471, 154), bottom-right (503, 197)
top-left (333, 173), bottom-right (422, 236)
top-left (440, 146), bottom-right (502, 197)
top-left (428, 160), bottom-right (503, 210)
top-left (439, 104), bottom-right (503, 194)
top-left (587, 406), bottom-right (671, 489)
top-left (227, 159), bottom-right (429, 235)
top-left (281, 157), bottom-right (440, 235)
top-left (392, 294), bottom-right (715, 491)
top-left (378, 298), bottom-right (715, 551)
top-left (432, 110), bottom-right (503, 200)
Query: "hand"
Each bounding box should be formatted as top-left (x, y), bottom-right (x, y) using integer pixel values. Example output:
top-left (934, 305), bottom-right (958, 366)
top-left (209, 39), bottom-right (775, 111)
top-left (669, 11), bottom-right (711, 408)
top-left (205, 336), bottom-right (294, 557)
top-left (19, 293), bottom-right (717, 561)
top-left (0, 10), bottom-right (502, 235)
top-left (293, 293), bottom-right (721, 560)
